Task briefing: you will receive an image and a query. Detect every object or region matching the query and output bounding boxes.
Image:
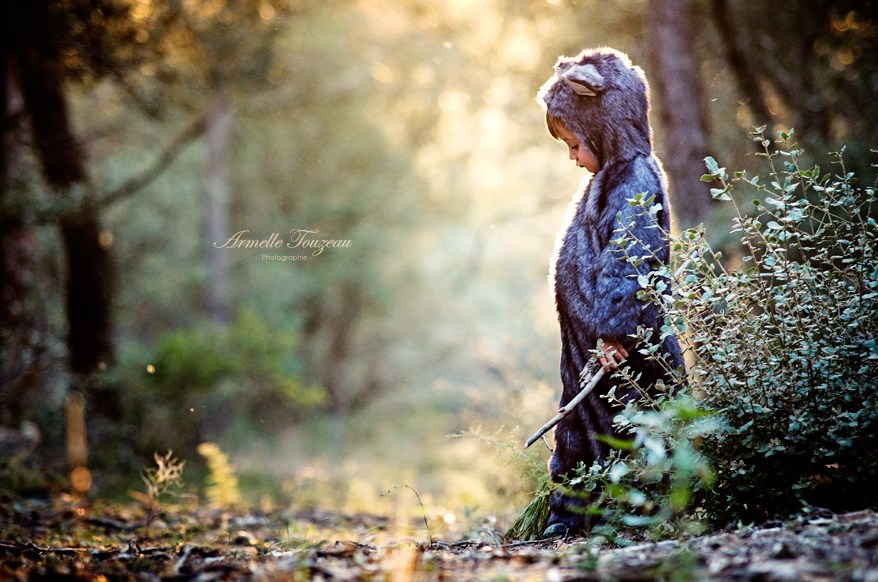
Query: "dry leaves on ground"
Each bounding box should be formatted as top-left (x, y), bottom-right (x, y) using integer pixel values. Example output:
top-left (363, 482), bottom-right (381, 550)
top-left (1, 497), bottom-right (877, 580)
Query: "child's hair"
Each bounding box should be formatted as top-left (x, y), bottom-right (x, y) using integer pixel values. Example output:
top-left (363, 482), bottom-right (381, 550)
top-left (545, 110), bottom-right (567, 141)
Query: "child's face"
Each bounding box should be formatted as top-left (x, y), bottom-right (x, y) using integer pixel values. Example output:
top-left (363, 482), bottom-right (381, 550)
top-left (555, 123), bottom-right (599, 173)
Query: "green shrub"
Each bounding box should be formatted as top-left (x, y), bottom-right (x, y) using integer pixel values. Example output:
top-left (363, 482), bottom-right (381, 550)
top-left (567, 396), bottom-right (714, 541)
top-left (618, 128), bottom-right (878, 525)
top-left (104, 308), bottom-right (326, 458)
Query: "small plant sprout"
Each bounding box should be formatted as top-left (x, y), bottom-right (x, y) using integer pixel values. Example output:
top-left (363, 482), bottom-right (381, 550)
top-left (197, 442), bottom-right (242, 509)
top-left (382, 483), bottom-right (433, 544)
top-left (133, 450), bottom-right (185, 533)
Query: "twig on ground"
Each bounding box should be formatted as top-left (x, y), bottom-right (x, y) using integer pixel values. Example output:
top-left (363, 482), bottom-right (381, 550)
top-left (173, 545), bottom-right (193, 576)
top-left (382, 483), bottom-right (433, 544)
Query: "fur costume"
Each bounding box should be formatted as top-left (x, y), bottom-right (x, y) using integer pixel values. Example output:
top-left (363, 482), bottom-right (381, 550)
top-left (537, 47), bottom-right (684, 534)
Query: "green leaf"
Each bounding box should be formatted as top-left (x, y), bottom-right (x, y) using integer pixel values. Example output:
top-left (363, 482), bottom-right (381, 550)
top-left (621, 515), bottom-right (657, 527)
top-left (711, 187), bottom-right (731, 201)
top-left (609, 462), bottom-right (629, 482)
top-left (704, 156), bottom-right (720, 175)
top-left (597, 435), bottom-right (636, 450)
top-left (786, 208), bottom-right (805, 222)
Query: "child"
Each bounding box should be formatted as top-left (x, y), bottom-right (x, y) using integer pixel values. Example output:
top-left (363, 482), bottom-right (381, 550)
top-left (537, 47), bottom-right (684, 537)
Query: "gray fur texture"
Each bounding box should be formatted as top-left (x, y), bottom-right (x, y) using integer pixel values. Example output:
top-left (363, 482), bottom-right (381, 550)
top-left (538, 47), bottom-right (684, 534)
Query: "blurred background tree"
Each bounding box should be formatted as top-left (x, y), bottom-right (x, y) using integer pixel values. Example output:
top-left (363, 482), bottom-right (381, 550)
top-left (647, 0), bottom-right (712, 228)
top-left (1, 0), bottom-right (141, 392)
top-left (1, 0), bottom-right (876, 517)
top-left (711, 0), bottom-right (878, 155)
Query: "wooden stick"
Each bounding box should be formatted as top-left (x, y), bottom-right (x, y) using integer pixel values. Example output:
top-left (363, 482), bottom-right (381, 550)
top-left (524, 365), bottom-right (607, 449)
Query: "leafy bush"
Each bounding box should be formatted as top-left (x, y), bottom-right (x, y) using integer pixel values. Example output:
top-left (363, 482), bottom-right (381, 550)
top-left (566, 396), bottom-right (714, 540)
top-left (103, 308), bottom-right (326, 459)
top-left (510, 131), bottom-right (877, 539)
top-left (617, 128), bottom-right (878, 525)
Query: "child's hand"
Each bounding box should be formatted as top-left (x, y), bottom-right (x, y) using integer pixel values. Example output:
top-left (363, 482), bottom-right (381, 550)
top-left (599, 339), bottom-right (629, 371)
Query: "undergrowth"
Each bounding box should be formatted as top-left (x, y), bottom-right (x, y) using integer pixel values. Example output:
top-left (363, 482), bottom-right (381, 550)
top-left (511, 129), bottom-right (878, 539)
top-left (616, 127), bottom-right (878, 527)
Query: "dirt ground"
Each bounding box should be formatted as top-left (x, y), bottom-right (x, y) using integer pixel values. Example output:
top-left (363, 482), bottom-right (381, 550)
top-left (2, 496), bottom-right (877, 581)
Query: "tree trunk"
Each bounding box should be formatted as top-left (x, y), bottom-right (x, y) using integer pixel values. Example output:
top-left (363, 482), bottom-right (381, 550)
top-left (323, 284), bottom-right (361, 414)
top-left (0, 53), bottom-right (45, 421)
top-left (713, 1), bottom-right (833, 144)
top-left (647, 0), bottom-right (713, 229)
top-left (57, 211), bottom-right (114, 374)
top-left (16, 46), bottom-right (113, 376)
top-left (204, 95), bottom-right (233, 324)
top-left (710, 0), bottom-right (774, 128)
top-left (303, 281), bottom-right (365, 415)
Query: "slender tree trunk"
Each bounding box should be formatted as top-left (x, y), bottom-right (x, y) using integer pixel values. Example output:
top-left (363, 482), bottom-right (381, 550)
top-left (1, 55), bottom-right (7, 185)
top-left (647, 0), bottom-right (712, 229)
top-left (0, 54), bottom-right (21, 371)
top-left (324, 287), bottom-right (358, 414)
top-left (710, 0), bottom-right (774, 128)
top-left (718, 3), bottom-right (832, 143)
top-left (57, 211), bottom-right (114, 374)
top-left (205, 95), bottom-right (233, 324)
top-left (309, 282), bottom-right (363, 415)
top-left (0, 54), bottom-right (44, 421)
top-left (16, 46), bottom-right (113, 376)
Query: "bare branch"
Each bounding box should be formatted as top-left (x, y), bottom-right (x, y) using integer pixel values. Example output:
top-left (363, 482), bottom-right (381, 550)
top-left (524, 365), bottom-right (607, 449)
top-left (100, 115), bottom-right (206, 208)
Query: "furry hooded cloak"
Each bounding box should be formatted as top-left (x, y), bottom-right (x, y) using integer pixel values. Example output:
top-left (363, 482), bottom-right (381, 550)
top-left (537, 47), bottom-right (684, 535)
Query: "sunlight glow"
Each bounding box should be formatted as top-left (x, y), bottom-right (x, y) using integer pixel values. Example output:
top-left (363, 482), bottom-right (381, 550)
top-left (130, 0), bottom-right (152, 22)
top-left (99, 229), bottom-right (114, 249)
top-left (259, 3), bottom-right (276, 22)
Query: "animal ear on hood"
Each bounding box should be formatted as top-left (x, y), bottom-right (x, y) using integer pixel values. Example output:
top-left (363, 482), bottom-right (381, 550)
top-left (561, 63), bottom-right (605, 97)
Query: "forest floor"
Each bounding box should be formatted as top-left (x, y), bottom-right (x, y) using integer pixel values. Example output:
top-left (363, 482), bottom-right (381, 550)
top-left (2, 495), bottom-right (878, 581)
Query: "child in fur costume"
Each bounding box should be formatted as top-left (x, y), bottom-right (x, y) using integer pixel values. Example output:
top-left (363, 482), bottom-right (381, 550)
top-left (537, 47), bottom-right (684, 537)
